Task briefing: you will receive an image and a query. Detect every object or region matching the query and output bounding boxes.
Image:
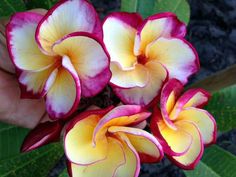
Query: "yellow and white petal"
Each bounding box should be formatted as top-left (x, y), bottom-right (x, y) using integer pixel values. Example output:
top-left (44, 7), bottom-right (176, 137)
top-left (170, 89), bottom-right (210, 120)
top-left (92, 105), bottom-right (151, 145)
top-left (69, 137), bottom-right (125, 177)
top-left (113, 61), bottom-right (167, 106)
top-left (108, 126), bottom-right (163, 163)
top-left (6, 12), bottom-right (55, 71)
top-left (46, 59), bottom-right (81, 119)
top-left (36, 0), bottom-right (102, 55)
top-left (64, 114), bottom-right (108, 165)
top-left (115, 133), bottom-right (140, 177)
top-left (52, 32), bottom-right (110, 97)
top-left (178, 108), bottom-right (217, 145)
top-left (146, 37), bottom-right (199, 84)
top-left (110, 62), bottom-right (149, 88)
top-left (103, 13), bottom-right (140, 69)
top-left (134, 12), bottom-right (186, 55)
top-left (19, 66), bottom-right (54, 98)
top-left (171, 120), bottom-right (204, 170)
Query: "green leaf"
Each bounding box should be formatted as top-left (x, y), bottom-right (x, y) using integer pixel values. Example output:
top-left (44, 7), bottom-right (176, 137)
top-left (0, 0), bottom-right (26, 17)
top-left (184, 161), bottom-right (220, 177)
top-left (0, 122), bottom-right (29, 161)
top-left (121, 0), bottom-right (190, 24)
top-left (184, 145), bottom-right (236, 177)
top-left (24, 0), bottom-right (58, 10)
top-left (205, 84), bottom-right (236, 132)
top-left (0, 143), bottom-right (63, 177)
top-left (59, 169), bottom-right (69, 177)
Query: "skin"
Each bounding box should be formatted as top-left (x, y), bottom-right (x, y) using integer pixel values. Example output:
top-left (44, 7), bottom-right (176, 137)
top-left (0, 9), bottom-right (49, 128)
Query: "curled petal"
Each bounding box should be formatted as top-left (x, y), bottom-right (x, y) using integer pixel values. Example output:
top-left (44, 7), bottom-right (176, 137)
top-left (110, 62), bottom-right (149, 88)
top-left (170, 89), bottom-right (210, 120)
top-left (68, 137), bottom-right (125, 177)
top-left (160, 79), bottom-right (183, 129)
top-left (64, 113), bottom-right (108, 165)
top-left (115, 133), bottom-right (140, 177)
top-left (46, 58), bottom-right (81, 119)
top-left (92, 105), bottom-right (151, 144)
top-left (170, 120), bottom-right (204, 170)
top-left (21, 121), bottom-right (63, 152)
top-left (103, 12), bottom-right (141, 69)
top-left (150, 107), bottom-right (192, 156)
top-left (6, 12), bottom-right (55, 71)
top-left (113, 61), bottom-right (168, 106)
top-left (52, 32), bottom-right (110, 97)
top-left (108, 126), bottom-right (163, 163)
top-left (134, 12), bottom-right (186, 55)
top-left (146, 37), bottom-right (199, 84)
top-left (36, 0), bottom-right (102, 55)
top-left (178, 108), bottom-right (217, 146)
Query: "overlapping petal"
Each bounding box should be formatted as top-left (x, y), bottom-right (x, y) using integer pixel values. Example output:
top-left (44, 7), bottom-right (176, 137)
top-left (134, 12), bottom-right (186, 55)
top-left (36, 0), bottom-right (102, 55)
top-left (151, 79), bottom-right (217, 169)
top-left (113, 61), bottom-right (167, 106)
top-left (64, 105), bottom-right (163, 177)
top-left (6, 12), bottom-right (55, 71)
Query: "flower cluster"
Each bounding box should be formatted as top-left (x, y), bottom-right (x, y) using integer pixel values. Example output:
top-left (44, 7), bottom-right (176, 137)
top-left (6, 0), bottom-right (217, 176)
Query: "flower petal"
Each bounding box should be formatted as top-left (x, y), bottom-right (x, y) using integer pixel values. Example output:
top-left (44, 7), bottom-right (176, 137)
top-left (146, 37), bottom-right (199, 84)
top-left (108, 126), bottom-right (163, 163)
top-left (113, 61), bottom-right (168, 106)
top-left (64, 114), bottom-right (108, 165)
top-left (46, 58), bottom-right (81, 119)
top-left (103, 12), bottom-right (142, 69)
top-left (160, 79), bottom-right (183, 129)
top-left (18, 66), bottom-right (55, 98)
top-left (92, 105), bottom-right (151, 145)
top-left (170, 89), bottom-right (210, 120)
top-left (36, 0), bottom-right (102, 55)
top-left (178, 108), bottom-right (217, 146)
top-left (115, 133), bottom-right (140, 177)
top-left (170, 120), bottom-right (204, 170)
top-left (110, 62), bottom-right (149, 88)
top-left (6, 12), bottom-right (55, 71)
top-left (134, 12), bottom-right (186, 55)
top-left (150, 107), bottom-right (192, 156)
top-left (52, 32), bottom-right (110, 97)
top-left (21, 121), bottom-right (63, 152)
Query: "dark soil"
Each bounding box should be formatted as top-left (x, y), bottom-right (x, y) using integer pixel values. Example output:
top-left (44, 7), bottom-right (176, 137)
top-left (48, 0), bottom-right (236, 176)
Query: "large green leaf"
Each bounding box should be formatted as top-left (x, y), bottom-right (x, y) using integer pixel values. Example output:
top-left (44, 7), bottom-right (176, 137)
top-left (184, 145), bottom-right (236, 177)
top-left (0, 0), bottom-right (25, 17)
top-left (121, 0), bottom-right (190, 24)
top-left (0, 122), bottom-right (29, 161)
top-left (205, 84), bottom-right (236, 132)
top-left (0, 143), bottom-right (63, 177)
top-left (0, 122), bottom-right (63, 177)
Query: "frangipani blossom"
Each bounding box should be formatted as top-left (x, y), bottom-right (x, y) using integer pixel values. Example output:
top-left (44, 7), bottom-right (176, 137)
top-left (103, 12), bottom-right (199, 106)
top-left (150, 79), bottom-right (217, 169)
top-left (6, 0), bottom-right (111, 119)
top-left (64, 105), bottom-right (163, 177)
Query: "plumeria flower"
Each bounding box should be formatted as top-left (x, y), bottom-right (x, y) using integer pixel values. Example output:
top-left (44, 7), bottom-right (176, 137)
top-left (103, 12), bottom-right (199, 106)
top-left (64, 105), bottom-right (163, 177)
top-left (150, 79), bottom-right (217, 169)
top-left (6, 0), bottom-right (111, 119)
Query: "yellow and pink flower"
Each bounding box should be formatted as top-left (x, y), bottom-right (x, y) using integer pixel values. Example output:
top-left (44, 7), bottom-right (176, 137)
top-left (6, 0), bottom-right (111, 119)
top-left (103, 12), bottom-right (199, 106)
top-left (64, 105), bottom-right (163, 177)
top-left (150, 79), bottom-right (217, 169)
